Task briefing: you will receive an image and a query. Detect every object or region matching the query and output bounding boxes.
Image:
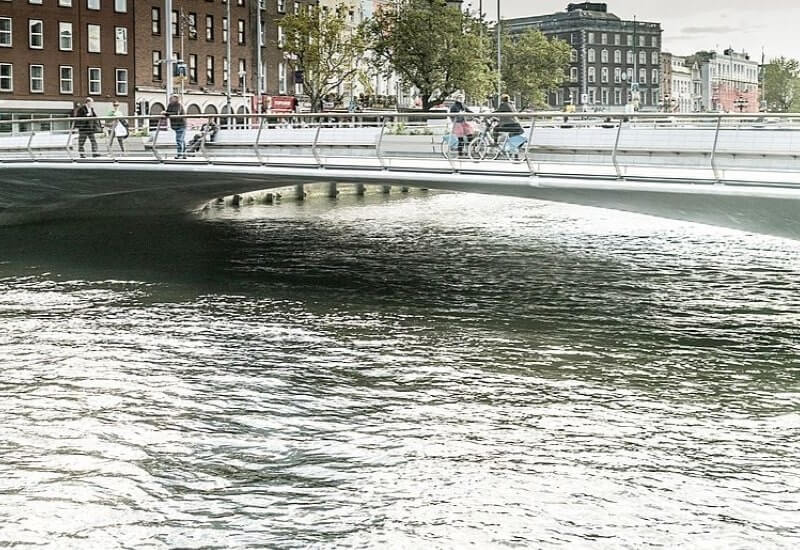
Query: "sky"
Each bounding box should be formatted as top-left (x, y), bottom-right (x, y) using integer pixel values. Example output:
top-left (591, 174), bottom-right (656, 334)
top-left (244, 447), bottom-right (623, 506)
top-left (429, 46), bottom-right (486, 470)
top-left (467, 0), bottom-right (800, 62)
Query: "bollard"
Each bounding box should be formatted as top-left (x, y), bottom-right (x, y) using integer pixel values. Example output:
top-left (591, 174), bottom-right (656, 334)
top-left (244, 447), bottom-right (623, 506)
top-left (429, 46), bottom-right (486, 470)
top-left (231, 194), bottom-right (242, 207)
top-left (295, 184), bottom-right (306, 200)
top-left (381, 185), bottom-right (391, 194)
top-left (355, 183), bottom-right (366, 196)
top-left (400, 187), bottom-right (409, 193)
top-left (327, 182), bottom-right (339, 197)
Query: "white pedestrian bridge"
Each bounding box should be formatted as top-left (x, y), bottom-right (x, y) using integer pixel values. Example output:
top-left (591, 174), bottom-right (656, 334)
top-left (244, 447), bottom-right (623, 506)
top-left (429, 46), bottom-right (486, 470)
top-left (2, 111), bottom-right (800, 240)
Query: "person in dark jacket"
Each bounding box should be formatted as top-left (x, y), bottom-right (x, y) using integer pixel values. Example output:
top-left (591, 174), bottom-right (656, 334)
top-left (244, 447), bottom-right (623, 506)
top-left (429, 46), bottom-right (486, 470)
top-left (494, 94), bottom-right (524, 138)
top-left (74, 97), bottom-right (99, 158)
top-left (163, 95), bottom-right (186, 159)
top-left (449, 93), bottom-right (473, 157)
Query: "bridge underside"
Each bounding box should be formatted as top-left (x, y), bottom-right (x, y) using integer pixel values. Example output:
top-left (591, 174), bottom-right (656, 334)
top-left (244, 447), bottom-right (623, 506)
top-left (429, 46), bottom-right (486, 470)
top-left (2, 163), bottom-right (800, 240)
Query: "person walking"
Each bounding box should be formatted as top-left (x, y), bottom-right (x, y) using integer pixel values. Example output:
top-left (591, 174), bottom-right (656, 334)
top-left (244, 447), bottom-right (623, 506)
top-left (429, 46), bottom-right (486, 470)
top-left (163, 95), bottom-right (186, 159)
top-left (106, 101), bottom-right (128, 153)
top-left (74, 97), bottom-right (99, 158)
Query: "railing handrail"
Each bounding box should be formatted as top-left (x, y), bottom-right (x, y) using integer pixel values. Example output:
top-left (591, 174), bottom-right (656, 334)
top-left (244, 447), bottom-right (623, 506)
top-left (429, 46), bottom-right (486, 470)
top-left (7, 110), bottom-right (800, 130)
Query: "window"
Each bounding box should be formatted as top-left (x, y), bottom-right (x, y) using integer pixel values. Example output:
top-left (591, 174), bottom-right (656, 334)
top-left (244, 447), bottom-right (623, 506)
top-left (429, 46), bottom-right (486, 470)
top-left (278, 61), bottom-right (286, 93)
top-left (222, 17), bottom-right (228, 43)
top-left (294, 2), bottom-right (300, 14)
top-left (639, 35), bottom-right (645, 47)
top-left (0, 63), bottom-right (11, 91)
top-left (206, 15), bottom-right (214, 41)
top-left (88, 24), bottom-right (100, 52)
top-left (601, 49), bottom-right (608, 63)
top-left (115, 68), bottom-right (128, 95)
top-left (601, 67), bottom-right (608, 83)
top-left (223, 57), bottom-right (228, 87)
top-left (601, 33), bottom-right (607, 45)
top-left (587, 49), bottom-right (595, 63)
top-left (639, 51), bottom-right (646, 66)
top-left (189, 54), bottom-right (197, 83)
top-left (277, 26), bottom-right (285, 48)
top-left (570, 67), bottom-right (578, 82)
top-left (0, 18), bottom-right (11, 47)
top-left (614, 67), bottom-right (621, 83)
top-left (651, 36), bottom-right (658, 48)
top-left (651, 51), bottom-right (659, 65)
top-left (59, 1), bottom-right (73, 6)
top-left (614, 88), bottom-right (621, 105)
top-left (588, 67), bottom-right (596, 83)
top-left (29, 64), bottom-right (43, 93)
top-left (601, 88), bottom-right (609, 104)
top-left (652, 69), bottom-right (659, 84)
top-left (87, 0), bottom-right (99, 10)
top-left (639, 68), bottom-right (646, 84)
top-left (88, 67), bottom-right (101, 94)
top-left (59, 65), bottom-right (73, 93)
top-left (614, 50), bottom-right (621, 63)
top-left (626, 34), bottom-right (633, 46)
top-left (587, 32), bottom-right (594, 43)
top-left (570, 49), bottom-right (577, 63)
top-left (188, 13), bottom-right (197, 39)
top-left (172, 10), bottom-right (179, 36)
top-left (588, 88), bottom-right (596, 104)
top-left (206, 55), bottom-right (215, 84)
top-left (237, 19), bottom-right (245, 45)
top-left (238, 58), bottom-right (246, 88)
top-left (59, 22), bottom-right (73, 50)
top-left (152, 51), bottom-right (162, 81)
top-left (152, 7), bottom-right (161, 35)
top-left (627, 50), bottom-right (633, 64)
top-left (29, 19), bottom-right (43, 49)
top-left (278, 0), bottom-right (285, 13)
top-left (115, 27), bottom-right (127, 54)
top-left (614, 34), bottom-right (620, 46)
top-left (115, 0), bottom-right (127, 13)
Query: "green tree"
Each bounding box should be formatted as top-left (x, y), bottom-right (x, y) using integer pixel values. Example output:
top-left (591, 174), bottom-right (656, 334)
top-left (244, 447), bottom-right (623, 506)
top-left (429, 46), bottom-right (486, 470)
top-left (763, 57), bottom-right (800, 112)
top-left (499, 29), bottom-right (571, 109)
top-left (281, 5), bottom-right (368, 111)
top-left (367, 0), bottom-right (493, 111)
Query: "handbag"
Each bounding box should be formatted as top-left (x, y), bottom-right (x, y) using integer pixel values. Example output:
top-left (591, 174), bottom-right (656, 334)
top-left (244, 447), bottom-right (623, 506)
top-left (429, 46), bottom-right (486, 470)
top-left (114, 121), bottom-right (129, 138)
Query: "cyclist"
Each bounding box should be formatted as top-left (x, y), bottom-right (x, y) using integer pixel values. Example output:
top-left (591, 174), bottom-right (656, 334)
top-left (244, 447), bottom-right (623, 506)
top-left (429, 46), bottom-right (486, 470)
top-left (494, 94), bottom-right (526, 159)
top-left (449, 93), bottom-right (474, 157)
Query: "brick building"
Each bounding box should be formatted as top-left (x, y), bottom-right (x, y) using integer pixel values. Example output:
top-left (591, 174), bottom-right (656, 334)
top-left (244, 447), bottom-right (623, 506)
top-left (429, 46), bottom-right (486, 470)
top-left (505, 2), bottom-right (663, 112)
top-left (688, 49), bottom-right (759, 113)
top-left (134, 0), bottom-right (253, 120)
top-left (0, 0), bottom-right (135, 131)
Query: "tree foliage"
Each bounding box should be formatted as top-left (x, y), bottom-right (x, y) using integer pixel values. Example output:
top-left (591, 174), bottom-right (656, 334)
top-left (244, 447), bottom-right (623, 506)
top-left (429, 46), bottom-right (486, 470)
top-left (499, 30), bottom-right (570, 109)
top-left (281, 5), bottom-right (368, 111)
top-left (763, 57), bottom-right (800, 112)
top-left (367, 0), bottom-right (494, 111)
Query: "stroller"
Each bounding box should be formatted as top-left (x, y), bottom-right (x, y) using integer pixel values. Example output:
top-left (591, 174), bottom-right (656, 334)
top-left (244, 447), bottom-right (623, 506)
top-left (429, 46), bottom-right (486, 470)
top-left (187, 122), bottom-right (219, 154)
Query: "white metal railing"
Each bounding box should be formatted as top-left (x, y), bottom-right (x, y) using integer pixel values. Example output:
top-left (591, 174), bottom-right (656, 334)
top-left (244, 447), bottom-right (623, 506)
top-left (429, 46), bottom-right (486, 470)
top-left (1, 111), bottom-right (800, 186)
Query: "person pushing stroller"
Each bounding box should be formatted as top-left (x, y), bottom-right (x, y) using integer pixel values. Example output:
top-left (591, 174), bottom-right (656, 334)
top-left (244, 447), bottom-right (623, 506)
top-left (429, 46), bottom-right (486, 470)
top-left (186, 119), bottom-right (219, 154)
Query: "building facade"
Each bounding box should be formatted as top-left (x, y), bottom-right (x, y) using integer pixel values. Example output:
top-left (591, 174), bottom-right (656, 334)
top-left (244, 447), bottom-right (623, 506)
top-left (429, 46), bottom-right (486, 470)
top-left (0, 0), bottom-right (135, 131)
top-left (134, 0), bottom-right (254, 120)
top-left (690, 49), bottom-right (759, 113)
top-left (660, 52), bottom-right (693, 112)
top-left (505, 2), bottom-right (662, 112)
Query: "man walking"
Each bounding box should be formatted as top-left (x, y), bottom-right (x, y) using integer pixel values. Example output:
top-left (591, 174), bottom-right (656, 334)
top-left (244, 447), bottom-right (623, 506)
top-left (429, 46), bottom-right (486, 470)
top-left (74, 97), bottom-right (99, 158)
top-left (164, 95), bottom-right (186, 159)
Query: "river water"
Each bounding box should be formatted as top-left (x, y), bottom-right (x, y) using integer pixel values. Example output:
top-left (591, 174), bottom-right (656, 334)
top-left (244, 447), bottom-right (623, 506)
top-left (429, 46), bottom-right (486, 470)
top-left (1, 191), bottom-right (799, 549)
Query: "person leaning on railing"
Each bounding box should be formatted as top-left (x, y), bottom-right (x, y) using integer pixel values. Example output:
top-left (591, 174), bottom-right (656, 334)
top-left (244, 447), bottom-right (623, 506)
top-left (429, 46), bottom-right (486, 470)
top-left (73, 97), bottom-right (100, 158)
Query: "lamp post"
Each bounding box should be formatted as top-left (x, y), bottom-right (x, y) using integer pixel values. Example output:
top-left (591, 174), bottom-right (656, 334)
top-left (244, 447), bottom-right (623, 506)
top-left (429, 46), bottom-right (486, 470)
top-left (165, 0), bottom-right (174, 104)
top-left (496, 0), bottom-right (501, 106)
top-left (225, 0), bottom-right (232, 120)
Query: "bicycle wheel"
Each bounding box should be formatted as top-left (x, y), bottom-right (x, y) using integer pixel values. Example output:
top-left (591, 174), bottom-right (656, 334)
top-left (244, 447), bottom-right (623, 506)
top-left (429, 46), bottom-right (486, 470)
top-left (468, 135), bottom-right (493, 161)
top-left (440, 135), bottom-right (457, 159)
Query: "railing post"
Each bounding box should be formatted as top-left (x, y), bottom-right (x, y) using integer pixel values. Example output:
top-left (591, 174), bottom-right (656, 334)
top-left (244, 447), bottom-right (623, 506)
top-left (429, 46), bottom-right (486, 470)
top-left (65, 128), bottom-right (74, 161)
top-left (710, 115), bottom-right (722, 182)
top-left (254, 115), bottom-right (265, 165)
top-left (26, 131), bottom-right (35, 161)
top-left (151, 119), bottom-right (163, 163)
top-left (199, 115), bottom-right (211, 164)
top-left (524, 116), bottom-right (536, 175)
top-left (312, 121), bottom-right (323, 168)
top-left (376, 116), bottom-right (387, 170)
top-left (612, 115), bottom-right (624, 178)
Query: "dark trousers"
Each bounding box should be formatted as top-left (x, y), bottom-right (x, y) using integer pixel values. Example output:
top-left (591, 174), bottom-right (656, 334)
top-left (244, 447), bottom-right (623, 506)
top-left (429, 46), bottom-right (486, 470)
top-left (78, 131), bottom-right (98, 157)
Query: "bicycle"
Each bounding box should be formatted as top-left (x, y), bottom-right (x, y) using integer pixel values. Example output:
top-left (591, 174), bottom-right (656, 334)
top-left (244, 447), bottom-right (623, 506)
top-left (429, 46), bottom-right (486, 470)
top-left (467, 117), bottom-right (501, 161)
top-left (440, 120), bottom-right (477, 159)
